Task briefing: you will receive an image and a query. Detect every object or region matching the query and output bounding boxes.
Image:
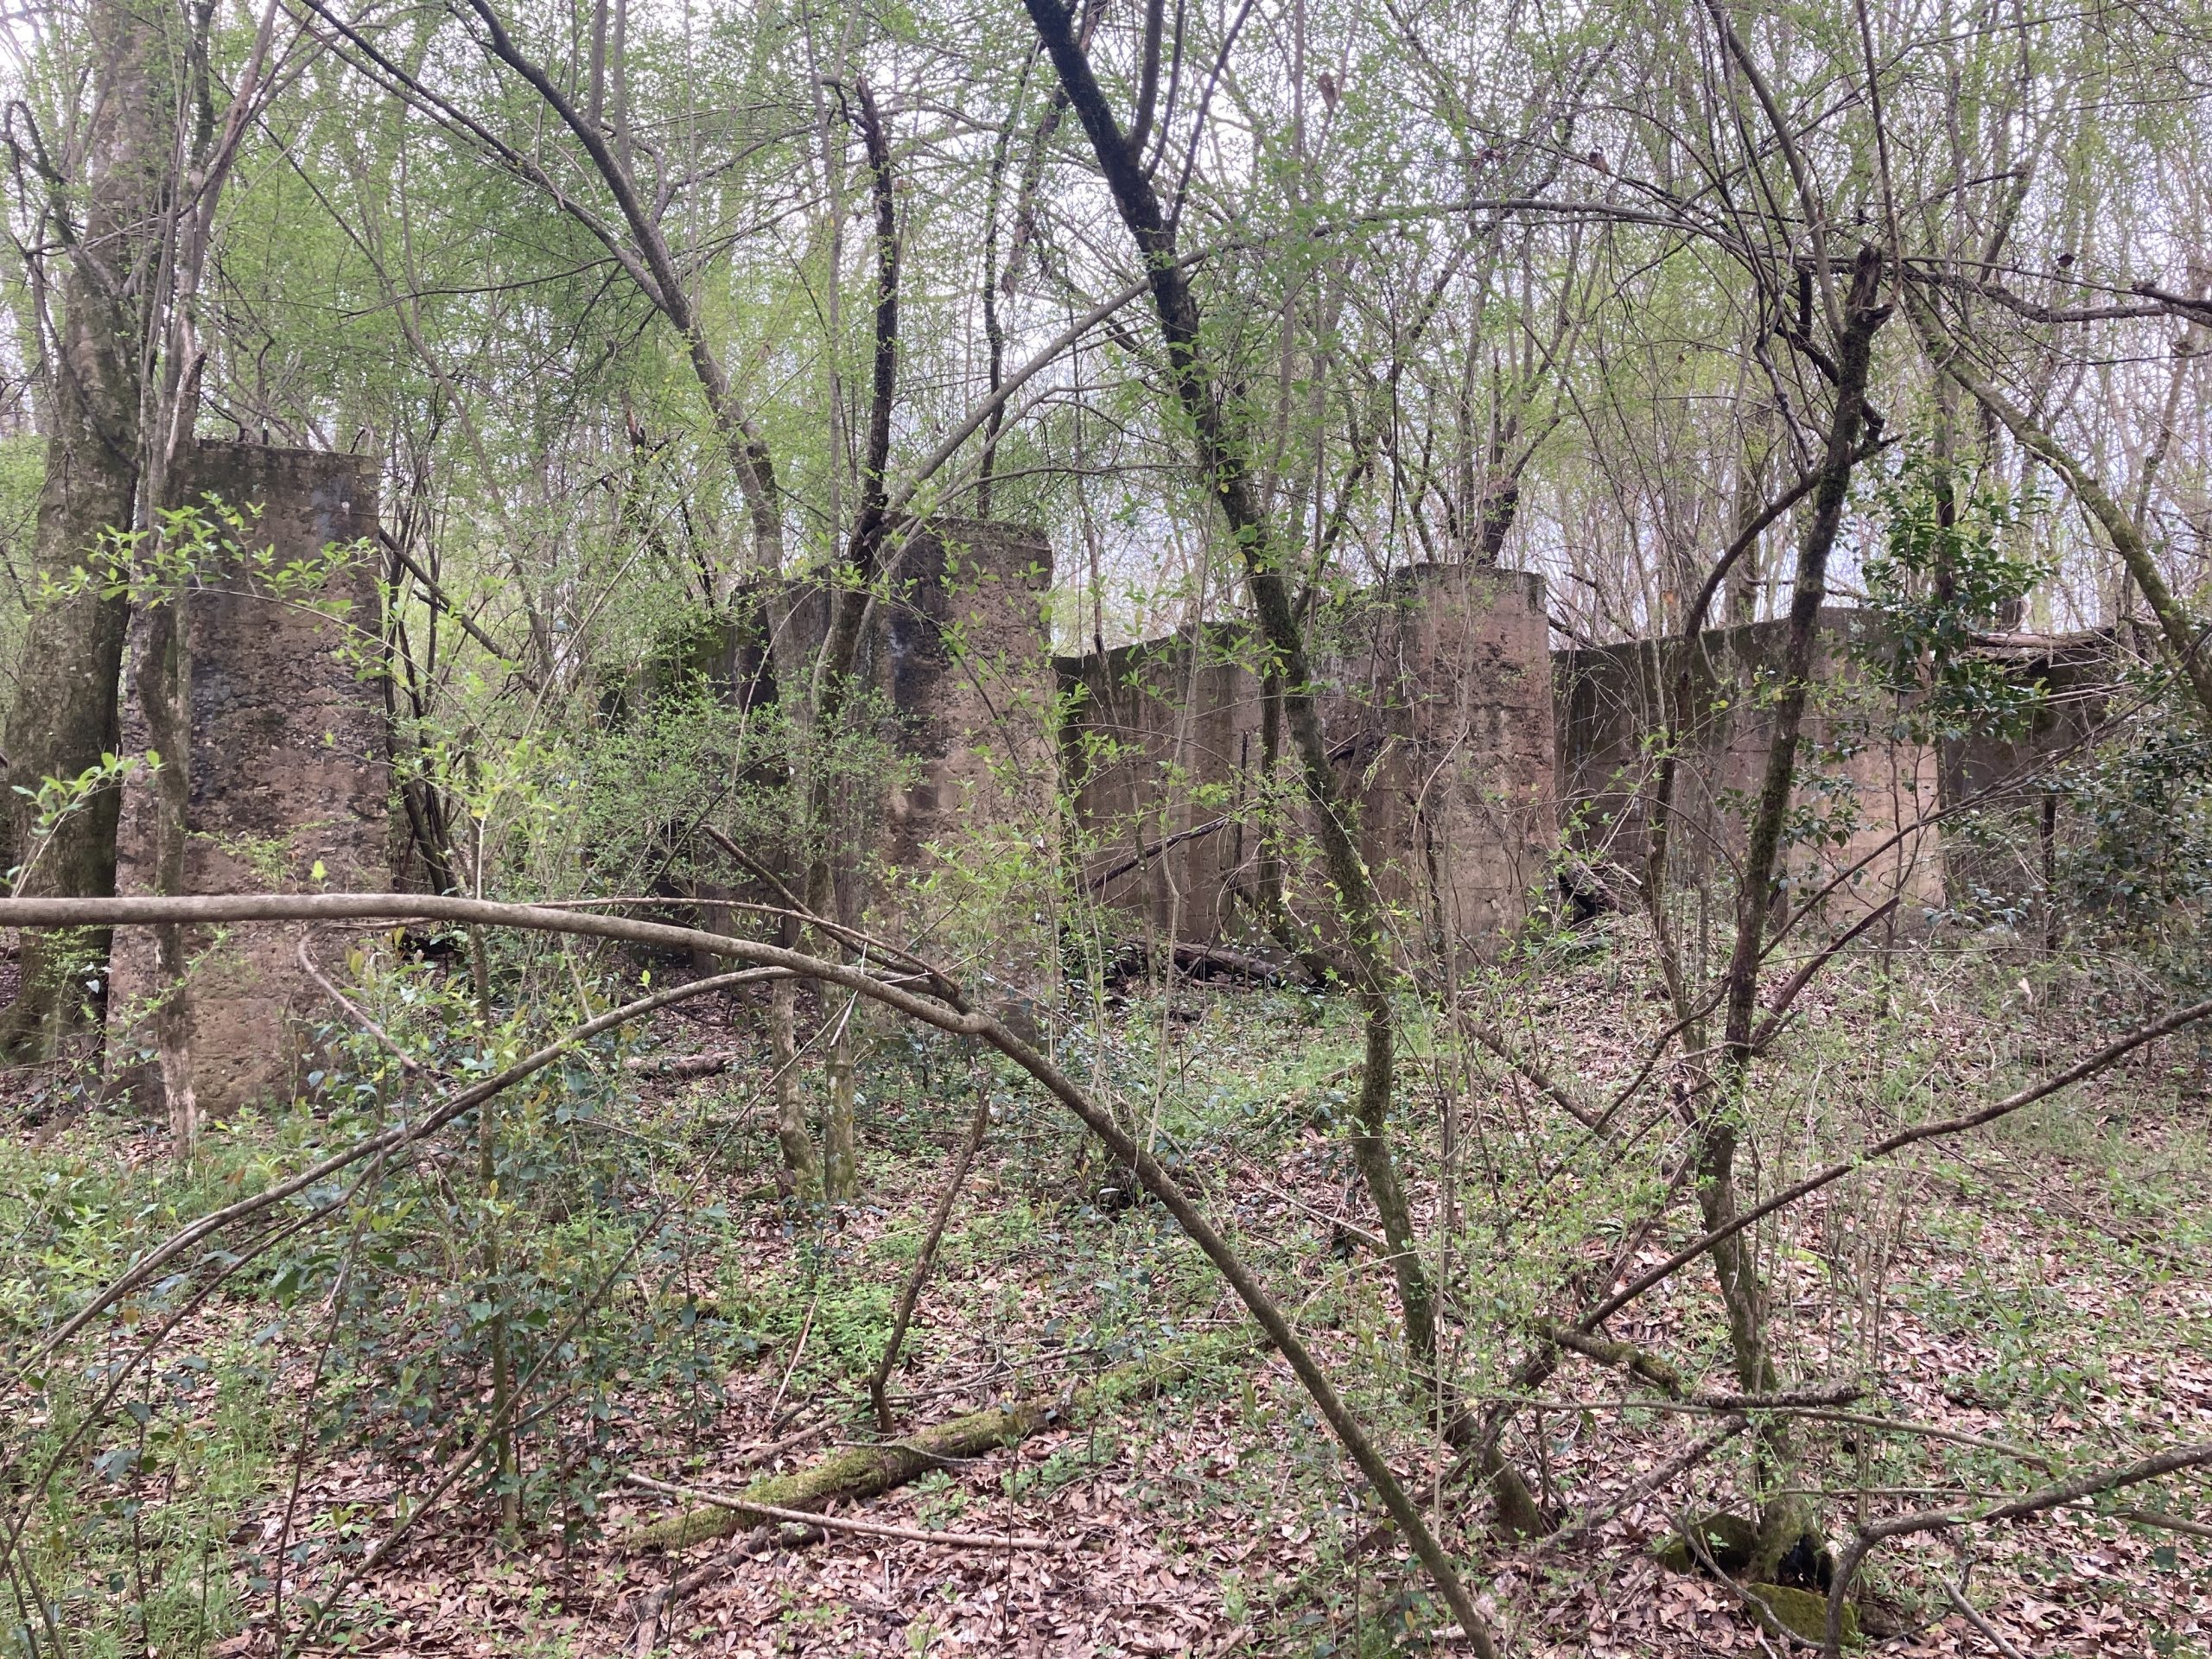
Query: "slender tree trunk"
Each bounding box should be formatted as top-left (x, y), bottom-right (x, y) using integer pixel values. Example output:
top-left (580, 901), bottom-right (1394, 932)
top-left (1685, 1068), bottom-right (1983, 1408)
top-left (132, 594), bottom-right (197, 1149)
top-left (1725, 410), bottom-right (1775, 626)
top-left (795, 76), bottom-right (901, 1203)
top-left (467, 927), bottom-right (518, 1533)
top-left (1021, 0), bottom-right (1436, 1375)
top-left (769, 918), bottom-right (818, 1196)
top-left (1707, 246), bottom-right (1890, 1580)
top-left (1, 0), bottom-right (170, 1059)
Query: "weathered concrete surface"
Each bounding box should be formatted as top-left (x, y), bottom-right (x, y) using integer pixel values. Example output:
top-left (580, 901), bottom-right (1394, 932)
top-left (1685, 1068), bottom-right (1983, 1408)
top-left (1936, 629), bottom-right (2119, 910)
top-left (1554, 609), bottom-right (1946, 916)
top-left (1060, 564), bottom-right (1558, 963)
top-left (705, 521), bottom-right (1061, 992)
top-left (861, 520), bottom-right (1059, 880)
top-left (109, 442), bottom-right (385, 1110)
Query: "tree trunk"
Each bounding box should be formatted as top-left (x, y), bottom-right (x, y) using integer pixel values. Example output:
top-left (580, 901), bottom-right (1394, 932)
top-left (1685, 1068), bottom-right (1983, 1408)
top-left (1707, 246), bottom-right (1889, 1581)
top-left (1, 0), bottom-right (169, 1059)
top-left (768, 914), bottom-right (818, 1198)
top-left (793, 76), bottom-right (901, 1202)
top-left (130, 593), bottom-right (196, 1150)
top-left (1021, 0), bottom-right (1437, 1377)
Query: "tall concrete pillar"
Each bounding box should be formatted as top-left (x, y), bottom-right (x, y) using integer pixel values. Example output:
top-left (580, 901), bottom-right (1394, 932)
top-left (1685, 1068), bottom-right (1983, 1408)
top-left (109, 442), bottom-right (387, 1112)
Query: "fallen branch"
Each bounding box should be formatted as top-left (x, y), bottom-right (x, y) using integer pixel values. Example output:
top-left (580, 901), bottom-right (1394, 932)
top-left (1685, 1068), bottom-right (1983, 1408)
top-left (869, 1093), bottom-right (993, 1432)
top-left (1541, 1416), bottom-right (1749, 1550)
top-left (1171, 939), bottom-right (1303, 986)
top-left (2111, 1504), bottom-right (2212, 1541)
top-left (624, 1473), bottom-right (1065, 1551)
top-left (1531, 1315), bottom-right (1686, 1396)
top-left (624, 1050), bottom-right (744, 1079)
top-left (1940, 1580), bottom-right (2031, 1659)
top-left (628, 1341), bottom-right (1236, 1551)
top-left (629, 1535), bottom-right (772, 1659)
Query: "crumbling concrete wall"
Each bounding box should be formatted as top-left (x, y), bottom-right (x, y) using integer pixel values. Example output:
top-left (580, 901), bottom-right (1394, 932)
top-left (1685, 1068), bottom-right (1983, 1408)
top-left (690, 520), bottom-right (1060, 992)
top-left (109, 442), bottom-right (386, 1110)
top-left (1554, 609), bottom-right (1945, 916)
top-left (858, 520), bottom-right (1059, 880)
top-left (1060, 564), bottom-right (1558, 963)
top-left (1936, 631), bottom-right (2119, 910)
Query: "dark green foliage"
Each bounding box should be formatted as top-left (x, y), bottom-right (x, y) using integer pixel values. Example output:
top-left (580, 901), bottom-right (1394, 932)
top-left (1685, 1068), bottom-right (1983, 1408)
top-left (1857, 451), bottom-right (2050, 742)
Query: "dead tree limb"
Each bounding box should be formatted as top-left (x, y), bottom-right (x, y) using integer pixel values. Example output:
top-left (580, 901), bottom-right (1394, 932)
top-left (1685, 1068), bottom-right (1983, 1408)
top-left (624, 1475), bottom-right (1065, 1551)
top-left (1541, 1416), bottom-right (1749, 1551)
top-left (629, 1344), bottom-right (1222, 1551)
top-left (1529, 1315), bottom-right (1686, 1396)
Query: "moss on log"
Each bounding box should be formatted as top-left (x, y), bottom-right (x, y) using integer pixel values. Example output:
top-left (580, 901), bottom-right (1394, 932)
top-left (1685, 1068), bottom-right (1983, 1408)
top-left (627, 1340), bottom-right (1237, 1552)
top-left (1746, 1582), bottom-right (1858, 1647)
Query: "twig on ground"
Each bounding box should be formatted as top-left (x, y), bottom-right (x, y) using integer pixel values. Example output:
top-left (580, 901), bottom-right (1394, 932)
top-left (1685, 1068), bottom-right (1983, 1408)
top-left (870, 1092), bottom-right (992, 1432)
top-left (2109, 1504), bottom-right (2212, 1540)
top-left (629, 1527), bottom-right (774, 1658)
top-left (1940, 1579), bottom-right (2030, 1659)
top-left (623, 1473), bottom-right (1067, 1551)
top-left (1541, 1414), bottom-right (1750, 1549)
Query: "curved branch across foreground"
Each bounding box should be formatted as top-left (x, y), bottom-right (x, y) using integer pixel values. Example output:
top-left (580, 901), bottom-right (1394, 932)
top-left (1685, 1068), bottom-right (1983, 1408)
top-left (0, 892), bottom-right (1498, 1656)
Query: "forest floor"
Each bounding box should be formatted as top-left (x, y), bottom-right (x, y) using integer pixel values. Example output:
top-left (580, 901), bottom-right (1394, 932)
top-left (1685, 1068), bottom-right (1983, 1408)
top-left (5, 916), bottom-right (2209, 1658)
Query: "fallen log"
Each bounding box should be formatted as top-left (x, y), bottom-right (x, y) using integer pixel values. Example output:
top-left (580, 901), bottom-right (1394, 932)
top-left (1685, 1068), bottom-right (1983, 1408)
top-left (625, 1339), bottom-right (1241, 1552)
top-left (625, 1050), bottom-right (744, 1079)
top-left (1170, 941), bottom-right (1303, 986)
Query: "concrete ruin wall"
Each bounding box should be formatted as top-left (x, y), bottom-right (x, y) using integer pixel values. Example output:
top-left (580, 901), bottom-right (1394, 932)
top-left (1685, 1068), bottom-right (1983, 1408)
top-left (852, 520), bottom-right (1059, 880)
top-left (1059, 564), bottom-right (1558, 962)
top-left (1936, 631), bottom-right (2119, 907)
top-left (695, 520), bottom-right (1061, 993)
top-left (109, 442), bottom-right (387, 1111)
top-left (1554, 608), bottom-right (1946, 914)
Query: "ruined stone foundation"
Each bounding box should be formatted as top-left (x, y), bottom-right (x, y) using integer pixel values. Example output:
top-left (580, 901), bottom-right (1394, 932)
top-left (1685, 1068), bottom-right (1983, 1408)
top-left (1554, 608), bottom-right (1947, 917)
top-left (1059, 564), bottom-right (1560, 966)
top-left (108, 442), bottom-right (387, 1113)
